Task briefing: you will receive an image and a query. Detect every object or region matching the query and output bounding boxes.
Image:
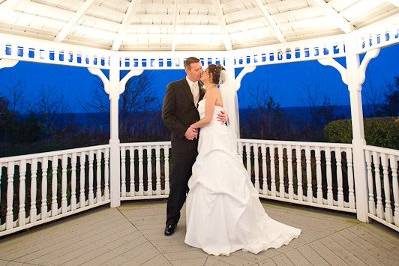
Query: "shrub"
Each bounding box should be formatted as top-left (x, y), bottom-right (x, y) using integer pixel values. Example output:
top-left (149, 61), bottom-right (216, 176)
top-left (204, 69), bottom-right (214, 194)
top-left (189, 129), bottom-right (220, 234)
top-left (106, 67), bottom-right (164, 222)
top-left (324, 117), bottom-right (399, 149)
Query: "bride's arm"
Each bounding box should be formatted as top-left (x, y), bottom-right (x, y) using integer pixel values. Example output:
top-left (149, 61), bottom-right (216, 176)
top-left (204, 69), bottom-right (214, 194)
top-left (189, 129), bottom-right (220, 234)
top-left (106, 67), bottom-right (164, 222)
top-left (190, 91), bottom-right (216, 129)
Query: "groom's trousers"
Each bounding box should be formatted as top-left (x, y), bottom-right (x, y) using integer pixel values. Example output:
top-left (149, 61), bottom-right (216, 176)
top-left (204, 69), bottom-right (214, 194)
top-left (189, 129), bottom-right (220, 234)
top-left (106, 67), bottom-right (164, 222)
top-left (166, 147), bottom-right (198, 226)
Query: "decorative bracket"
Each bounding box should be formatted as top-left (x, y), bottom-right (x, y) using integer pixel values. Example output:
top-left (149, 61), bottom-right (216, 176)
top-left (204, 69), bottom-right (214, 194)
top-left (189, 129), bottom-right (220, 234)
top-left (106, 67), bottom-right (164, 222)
top-left (236, 65), bottom-right (256, 90)
top-left (318, 48), bottom-right (380, 87)
top-left (87, 67), bottom-right (144, 95)
top-left (0, 59), bottom-right (19, 69)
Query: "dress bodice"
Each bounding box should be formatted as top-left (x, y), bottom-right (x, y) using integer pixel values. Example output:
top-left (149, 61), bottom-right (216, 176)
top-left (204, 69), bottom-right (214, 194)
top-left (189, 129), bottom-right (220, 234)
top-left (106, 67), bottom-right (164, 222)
top-left (197, 99), bottom-right (224, 127)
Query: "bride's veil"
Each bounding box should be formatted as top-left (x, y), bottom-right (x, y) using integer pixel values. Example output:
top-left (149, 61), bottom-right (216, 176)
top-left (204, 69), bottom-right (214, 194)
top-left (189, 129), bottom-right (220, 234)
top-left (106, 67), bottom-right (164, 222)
top-left (219, 69), bottom-right (239, 147)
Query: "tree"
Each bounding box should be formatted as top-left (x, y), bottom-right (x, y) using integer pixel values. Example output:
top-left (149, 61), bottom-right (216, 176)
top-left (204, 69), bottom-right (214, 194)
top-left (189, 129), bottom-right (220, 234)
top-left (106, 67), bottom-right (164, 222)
top-left (82, 71), bottom-right (166, 141)
top-left (34, 87), bottom-right (69, 136)
top-left (300, 85), bottom-right (341, 141)
top-left (378, 76), bottom-right (399, 116)
top-left (241, 85), bottom-right (291, 140)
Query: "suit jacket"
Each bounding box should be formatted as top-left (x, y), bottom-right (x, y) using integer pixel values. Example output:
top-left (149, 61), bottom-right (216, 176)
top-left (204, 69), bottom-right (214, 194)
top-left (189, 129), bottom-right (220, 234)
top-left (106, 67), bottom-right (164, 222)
top-left (162, 78), bottom-right (205, 153)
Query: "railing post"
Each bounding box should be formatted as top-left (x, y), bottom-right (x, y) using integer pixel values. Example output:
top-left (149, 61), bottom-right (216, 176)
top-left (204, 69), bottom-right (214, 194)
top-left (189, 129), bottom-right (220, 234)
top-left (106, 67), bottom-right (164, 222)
top-left (318, 37), bottom-right (380, 222)
top-left (346, 41), bottom-right (368, 222)
top-left (109, 55), bottom-right (121, 207)
top-left (88, 55), bottom-right (144, 208)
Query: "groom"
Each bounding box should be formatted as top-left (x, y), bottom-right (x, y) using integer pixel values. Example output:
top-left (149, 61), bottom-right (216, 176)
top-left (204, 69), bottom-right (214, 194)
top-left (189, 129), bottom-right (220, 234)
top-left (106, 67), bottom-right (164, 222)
top-left (162, 57), bottom-right (226, 236)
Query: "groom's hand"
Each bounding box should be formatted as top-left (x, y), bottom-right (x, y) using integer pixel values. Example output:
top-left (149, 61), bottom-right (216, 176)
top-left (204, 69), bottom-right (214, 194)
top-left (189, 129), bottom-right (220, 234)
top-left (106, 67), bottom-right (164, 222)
top-left (185, 127), bottom-right (198, 140)
top-left (217, 111), bottom-right (228, 125)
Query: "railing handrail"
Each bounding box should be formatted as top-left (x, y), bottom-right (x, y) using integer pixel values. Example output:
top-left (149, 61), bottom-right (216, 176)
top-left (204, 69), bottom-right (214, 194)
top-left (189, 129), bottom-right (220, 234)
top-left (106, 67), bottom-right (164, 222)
top-left (0, 144), bottom-right (110, 163)
top-left (0, 140), bottom-right (354, 162)
top-left (365, 144), bottom-right (399, 156)
top-left (238, 139), bottom-right (353, 148)
top-left (119, 141), bottom-right (171, 147)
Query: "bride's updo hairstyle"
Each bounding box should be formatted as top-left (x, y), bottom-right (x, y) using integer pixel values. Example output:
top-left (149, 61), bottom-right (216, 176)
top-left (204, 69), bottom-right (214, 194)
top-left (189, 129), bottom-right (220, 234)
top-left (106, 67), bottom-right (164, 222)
top-left (207, 64), bottom-right (225, 85)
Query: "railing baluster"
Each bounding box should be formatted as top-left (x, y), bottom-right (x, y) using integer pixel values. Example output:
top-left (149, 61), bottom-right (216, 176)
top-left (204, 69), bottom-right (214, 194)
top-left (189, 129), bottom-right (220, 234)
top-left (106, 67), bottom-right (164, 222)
top-left (6, 162), bottom-right (14, 230)
top-left (315, 147), bottom-right (322, 204)
top-left (41, 157), bottom-right (48, 220)
top-left (71, 153), bottom-right (77, 211)
top-left (147, 146), bottom-right (153, 195)
top-left (79, 152), bottom-right (86, 208)
top-left (326, 148), bottom-right (333, 206)
top-left (261, 144), bottom-right (267, 195)
top-left (287, 146), bottom-right (294, 200)
top-left (347, 148), bottom-right (355, 209)
top-left (30, 159), bottom-right (38, 223)
top-left (61, 154), bottom-right (68, 214)
top-left (164, 146), bottom-right (170, 195)
top-left (156, 145), bottom-right (161, 195)
top-left (296, 146), bottom-right (303, 202)
top-left (88, 151), bottom-right (94, 205)
top-left (19, 160), bottom-right (26, 226)
top-left (138, 146), bottom-right (144, 196)
top-left (278, 145), bottom-right (284, 198)
top-left (336, 148), bottom-right (344, 208)
top-left (373, 151), bottom-right (384, 218)
top-left (51, 155), bottom-right (58, 216)
top-left (104, 148), bottom-right (110, 200)
top-left (382, 153), bottom-right (392, 223)
top-left (121, 147), bottom-right (126, 197)
top-left (365, 150), bottom-right (375, 214)
top-left (270, 145), bottom-right (276, 197)
top-left (390, 155), bottom-right (399, 226)
top-left (96, 150), bottom-right (102, 203)
top-left (129, 148), bottom-right (135, 196)
top-left (305, 147), bottom-right (312, 203)
top-left (254, 144), bottom-right (260, 191)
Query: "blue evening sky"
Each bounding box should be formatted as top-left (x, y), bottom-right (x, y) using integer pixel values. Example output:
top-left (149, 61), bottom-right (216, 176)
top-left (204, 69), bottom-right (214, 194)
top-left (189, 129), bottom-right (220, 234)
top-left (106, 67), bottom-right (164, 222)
top-left (0, 44), bottom-right (398, 113)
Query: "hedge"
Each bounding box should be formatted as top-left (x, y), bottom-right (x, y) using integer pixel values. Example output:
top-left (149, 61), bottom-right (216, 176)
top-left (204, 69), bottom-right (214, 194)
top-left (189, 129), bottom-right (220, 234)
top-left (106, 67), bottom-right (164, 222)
top-left (324, 117), bottom-right (399, 149)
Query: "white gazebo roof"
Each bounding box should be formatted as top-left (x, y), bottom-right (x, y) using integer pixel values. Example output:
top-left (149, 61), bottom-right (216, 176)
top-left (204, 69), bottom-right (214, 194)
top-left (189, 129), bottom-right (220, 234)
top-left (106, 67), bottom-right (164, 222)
top-left (0, 0), bottom-right (398, 51)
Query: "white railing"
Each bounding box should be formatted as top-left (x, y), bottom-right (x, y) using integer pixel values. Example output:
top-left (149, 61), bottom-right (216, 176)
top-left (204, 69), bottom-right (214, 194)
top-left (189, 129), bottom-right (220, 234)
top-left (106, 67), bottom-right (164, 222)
top-left (238, 139), bottom-right (356, 213)
top-left (4, 140), bottom-right (399, 237)
top-left (120, 142), bottom-right (171, 200)
top-left (0, 145), bottom-right (110, 237)
top-left (365, 145), bottom-right (399, 232)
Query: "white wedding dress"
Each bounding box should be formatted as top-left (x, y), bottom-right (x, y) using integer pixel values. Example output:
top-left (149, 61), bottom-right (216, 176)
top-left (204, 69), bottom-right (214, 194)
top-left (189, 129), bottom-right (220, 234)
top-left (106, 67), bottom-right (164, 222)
top-left (184, 99), bottom-right (301, 256)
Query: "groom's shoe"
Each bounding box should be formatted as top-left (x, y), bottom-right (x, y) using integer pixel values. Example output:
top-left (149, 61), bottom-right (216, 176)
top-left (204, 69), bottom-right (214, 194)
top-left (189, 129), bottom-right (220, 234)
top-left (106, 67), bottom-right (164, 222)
top-left (164, 224), bottom-right (176, 236)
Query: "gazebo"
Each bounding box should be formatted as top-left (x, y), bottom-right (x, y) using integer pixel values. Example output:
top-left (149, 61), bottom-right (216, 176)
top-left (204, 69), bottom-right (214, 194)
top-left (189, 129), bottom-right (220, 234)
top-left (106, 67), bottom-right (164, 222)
top-left (0, 0), bottom-right (398, 264)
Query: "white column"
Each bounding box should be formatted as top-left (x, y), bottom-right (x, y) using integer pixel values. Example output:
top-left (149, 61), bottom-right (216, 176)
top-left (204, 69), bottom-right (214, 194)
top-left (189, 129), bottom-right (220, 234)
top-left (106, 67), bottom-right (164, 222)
top-left (88, 56), bottom-right (143, 208)
top-left (318, 39), bottom-right (380, 222)
top-left (108, 55), bottom-right (121, 207)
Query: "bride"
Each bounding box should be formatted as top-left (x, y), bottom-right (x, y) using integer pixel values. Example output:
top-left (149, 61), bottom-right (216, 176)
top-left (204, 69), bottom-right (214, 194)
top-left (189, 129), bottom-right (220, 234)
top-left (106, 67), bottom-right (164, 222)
top-left (184, 64), bottom-right (301, 256)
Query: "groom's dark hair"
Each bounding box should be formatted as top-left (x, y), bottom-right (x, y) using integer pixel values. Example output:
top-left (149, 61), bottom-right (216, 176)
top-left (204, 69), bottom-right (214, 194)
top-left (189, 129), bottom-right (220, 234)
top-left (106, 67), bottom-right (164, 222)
top-left (184, 57), bottom-right (200, 70)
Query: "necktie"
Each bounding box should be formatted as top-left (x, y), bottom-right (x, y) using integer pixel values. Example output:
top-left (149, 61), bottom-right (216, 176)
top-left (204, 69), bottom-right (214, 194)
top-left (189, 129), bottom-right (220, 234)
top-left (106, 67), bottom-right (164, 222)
top-left (192, 82), bottom-right (199, 105)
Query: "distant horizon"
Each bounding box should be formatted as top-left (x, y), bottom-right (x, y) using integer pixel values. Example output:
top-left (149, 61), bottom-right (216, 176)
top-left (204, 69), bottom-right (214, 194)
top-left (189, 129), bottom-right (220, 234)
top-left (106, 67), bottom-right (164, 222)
top-left (16, 103), bottom-right (384, 116)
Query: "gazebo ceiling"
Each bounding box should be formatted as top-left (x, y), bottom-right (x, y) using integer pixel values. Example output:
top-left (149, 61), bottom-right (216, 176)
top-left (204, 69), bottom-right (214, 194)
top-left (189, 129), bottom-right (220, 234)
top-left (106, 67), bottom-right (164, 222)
top-left (0, 0), bottom-right (398, 51)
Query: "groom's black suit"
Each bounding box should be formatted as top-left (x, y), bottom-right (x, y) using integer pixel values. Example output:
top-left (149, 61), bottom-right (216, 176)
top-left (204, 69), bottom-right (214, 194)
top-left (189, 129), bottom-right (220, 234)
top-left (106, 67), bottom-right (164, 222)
top-left (162, 78), bottom-right (205, 226)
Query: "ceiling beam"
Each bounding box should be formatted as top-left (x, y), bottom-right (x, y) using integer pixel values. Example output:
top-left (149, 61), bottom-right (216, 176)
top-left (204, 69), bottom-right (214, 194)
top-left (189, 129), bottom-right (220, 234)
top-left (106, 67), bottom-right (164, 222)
top-left (312, 0), bottom-right (354, 33)
top-left (171, 0), bottom-right (178, 51)
top-left (0, 0), bottom-right (23, 9)
top-left (215, 0), bottom-right (233, 50)
top-left (54, 0), bottom-right (96, 42)
top-left (253, 0), bottom-right (286, 43)
top-left (386, 0), bottom-right (399, 7)
top-left (112, 0), bottom-right (136, 51)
